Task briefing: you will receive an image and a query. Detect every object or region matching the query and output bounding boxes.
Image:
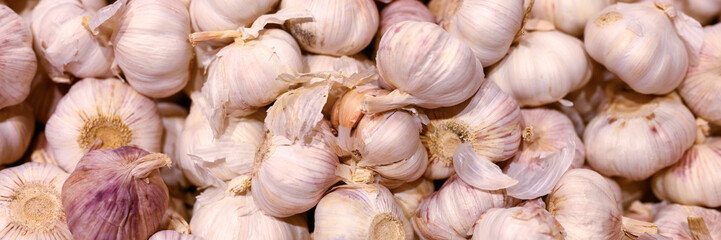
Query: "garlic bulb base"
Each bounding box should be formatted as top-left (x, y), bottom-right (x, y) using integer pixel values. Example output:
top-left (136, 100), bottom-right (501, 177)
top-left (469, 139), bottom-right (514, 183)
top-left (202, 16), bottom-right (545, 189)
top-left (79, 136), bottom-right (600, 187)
top-left (78, 115), bottom-right (132, 151)
top-left (369, 212), bottom-right (406, 240)
top-left (423, 119), bottom-right (473, 168)
top-left (9, 183), bottom-right (64, 233)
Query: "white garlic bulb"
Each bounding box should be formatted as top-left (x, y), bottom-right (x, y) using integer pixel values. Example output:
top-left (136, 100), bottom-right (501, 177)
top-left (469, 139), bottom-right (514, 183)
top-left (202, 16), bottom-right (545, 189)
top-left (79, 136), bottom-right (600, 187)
top-left (314, 184), bottom-right (413, 240)
top-left (678, 24), bottom-right (721, 126)
top-left (503, 108), bottom-right (584, 200)
top-left (0, 102), bottom-right (34, 165)
top-left (158, 102), bottom-right (191, 192)
top-left (26, 68), bottom-right (68, 124)
top-left (45, 78), bottom-right (163, 172)
top-left (281, 0), bottom-right (379, 56)
top-left (150, 230), bottom-right (203, 240)
top-left (526, 0), bottom-right (616, 36)
top-left (31, 0), bottom-right (113, 84)
top-left (190, 0), bottom-right (278, 32)
top-left (488, 30), bottom-right (593, 107)
top-left (112, 0), bottom-right (192, 98)
top-left (365, 21), bottom-right (484, 114)
top-left (653, 203), bottom-right (721, 239)
top-left (422, 81), bottom-right (520, 189)
top-left (391, 178), bottom-right (435, 219)
top-left (377, 0), bottom-right (434, 41)
top-left (0, 163), bottom-right (70, 239)
top-left (584, 2), bottom-right (703, 95)
top-left (429, 0), bottom-right (524, 66)
top-left (471, 199), bottom-right (564, 240)
top-left (639, 0), bottom-right (721, 24)
top-left (584, 85), bottom-right (696, 180)
top-left (0, 5), bottom-right (36, 109)
top-left (413, 175), bottom-right (519, 239)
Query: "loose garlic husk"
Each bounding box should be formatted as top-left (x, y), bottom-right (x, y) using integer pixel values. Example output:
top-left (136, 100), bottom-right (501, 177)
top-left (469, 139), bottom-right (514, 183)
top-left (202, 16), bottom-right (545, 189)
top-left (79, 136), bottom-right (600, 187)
top-left (281, 0), bottom-right (379, 56)
top-left (0, 102), bottom-right (34, 165)
top-left (412, 175), bottom-right (520, 239)
top-left (150, 230), bottom-right (203, 240)
top-left (488, 29), bottom-right (593, 107)
top-left (471, 199), bottom-right (564, 240)
top-left (377, 0), bottom-right (434, 42)
top-left (26, 68), bottom-right (68, 124)
top-left (653, 203), bottom-right (721, 239)
top-left (365, 21), bottom-right (485, 114)
top-left (584, 2), bottom-right (703, 95)
top-left (190, 0), bottom-right (278, 32)
top-left (678, 24), bottom-right (721, 126)
top-left (45, 78), bottom-right (163, 172)
top-left (31, 0), bottom-right (113, 84)
top-left (313, 184), bottom-right (413, 240)
top-left (190, 183), bottom-right (310, 239)
top-left (503, 108), bottom-right (584, 200)
top-left (429, 0), bottom-right (524, 66)
top-left (0, 5), bottom-right (36, 109)
top-left (639, 0), bottom-right (721, 24)
top-left (0, 163), bottom-right (70, 239)
top-left (392, 178), bottom-right (435, 219)
top-left (422, 81), bottom-right (520, 189)
top-left (62, 147), bottom-right (170, 240)
top-left (584, 85), bottom-right (696, 180)
top-left (303, 54), bottom-right (375, 115)
top-left (158, 102), bottom-right (191, 193)
top-left (526, 0), bottom-right (616, 36)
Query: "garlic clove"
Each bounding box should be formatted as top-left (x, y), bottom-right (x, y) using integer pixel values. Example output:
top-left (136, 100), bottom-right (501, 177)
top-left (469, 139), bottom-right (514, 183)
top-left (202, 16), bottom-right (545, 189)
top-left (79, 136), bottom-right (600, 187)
top-left (471, 199), bottom-right (565, 240)
top-left (504, 137), bottom-right (576, 200)
top-left (0, 102), bottom-right (35, 165)
top-left (150, 230), bottom-right (203, 240)
top-left (453, 142), bottom-right (518, 190)
top-left (653, 203), bottom-right (721, 239)
top-left (526, 0), bottom-right (615, 37)
top-left (678, 24), bottom-right (721, 126)
top-left (391, 178), bottom-right (435, 220)
top-left (0, 4), bottom-right (36, 109)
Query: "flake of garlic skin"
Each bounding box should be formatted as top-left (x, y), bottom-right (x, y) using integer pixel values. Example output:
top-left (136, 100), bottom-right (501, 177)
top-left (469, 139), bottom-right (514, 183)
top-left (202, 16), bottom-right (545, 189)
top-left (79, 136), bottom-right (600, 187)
top-left (391, 178), bottom-right (435, 219)
top-left (0, 5), bottom-right (36, 109)
top-left (678, 24), bottom-right (721, 126)
top-left (313, 184), bottom-right (413, 240)
top-left (0, 102), bottom-right (35, 165)
top-left (0, 163), bottom-right (71, 240)
top-left (45, 78), bottom-right (163, 172)
top-left (429, 0), bottom-right (523, 67)
top-left (190, 0), bottom-right (278, 34)
top-left (653, 203), bottom-right (721, 240)
top-left (639, 0), bottom-right (721, 24)
top-left (525, 0), bottom-right (615, 36)
top-left (471, 200), bottom-right (564, 240)
top-left (584, 2), bottom-right (703, 95)
top-left (150, 230), bottom-right (203, 240)
top-left (583, 86), bottom-right (696, 181)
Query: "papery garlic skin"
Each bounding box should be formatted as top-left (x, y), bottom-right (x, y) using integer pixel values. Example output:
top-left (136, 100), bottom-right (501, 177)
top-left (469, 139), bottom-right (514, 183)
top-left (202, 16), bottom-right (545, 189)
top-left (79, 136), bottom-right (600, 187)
top-left (113, 0), bottom-right (192, 98)
top-left (472, 200), bottom-right (564, 240)
top-left (678, 24), bottom-right (721, 126)
top-left (0, 163), bottom-right (71, 239)
top-left (190, 0), bottom-right (278, 32)
top-left (527, 0), bottom-right (615, 36)
top-left (46, 78), bottom-right (163, 172)
top-left (584, 2), bottom-right (702, 95)
top-left (0, 103), bottom-right (34, 165)
top-left (412, 175), bottom-right (519, 239)
top-left (584, 88), bottom-right (696, 180)
top-left (32, 0), bottom-right (113, 83)
top-left (150, 230), bottom-right (203, 240)
top-left (281, 0), bottom-right (379, 56)
top-left (314, 184), bottom-right (413, 240)
top-left (0, 5), bottom-right (36, 109)
top-left (488, 30), bottom-right (592, 107)
top-left (429, 0), bottom-right (524, 66)
top-left (304, 54), bottom-right (373, 76)
top-left (653, 203), bottom-right (721, 239)
top-left (378, 0), bottom-right (434, 41)
top-left (392, 178), bottom-right (434, 219)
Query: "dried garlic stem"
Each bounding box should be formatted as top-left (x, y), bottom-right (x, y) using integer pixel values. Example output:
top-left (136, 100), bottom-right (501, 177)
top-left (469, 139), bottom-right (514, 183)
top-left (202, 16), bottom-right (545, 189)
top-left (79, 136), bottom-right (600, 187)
top-left (166, 214), bottom-right (191, 235)
top-left (226, 175), bottom-right (252, 195)
top-left (696, 118), bottom-right (710, 145)
top-left (131, 153), bottom-right (172, 179)
top-left (522, 126), bottom-right (536, 143)
top-left (189, 30), bottom-right (243, 46)
top-left (688, 216), bottom-right (713, 240)
top-left (621, 216), bottom-right (658, 238)
top-left (335, 163), bottom-right (374, 184)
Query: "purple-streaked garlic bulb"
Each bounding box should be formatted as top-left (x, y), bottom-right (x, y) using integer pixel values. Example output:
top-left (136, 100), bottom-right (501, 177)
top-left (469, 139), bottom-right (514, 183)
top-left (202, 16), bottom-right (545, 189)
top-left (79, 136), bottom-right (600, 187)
top-left (0, 5), bottom-right (36, 109)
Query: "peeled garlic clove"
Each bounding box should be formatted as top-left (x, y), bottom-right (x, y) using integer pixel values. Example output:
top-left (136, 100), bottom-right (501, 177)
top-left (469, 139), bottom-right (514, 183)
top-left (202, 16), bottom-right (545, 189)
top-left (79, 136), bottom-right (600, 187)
top-left (0, 102), bottom-right (34, 165)
top-left (313, 184), bottom-right (413, 240)
top-left (62, 147), bottom-right (171, 240)
top-left (366, 21), bottom-right (484, 114)
top-left (281, 0), bottom-right (379, 56)
top-left (639, 0), bottom-right (721, 24)
top-left (584, 86), bottom-right (696, 180)
top-left (489, 30), bottom-right (593, 107)
top-left (0, 5), bottom-right (36, 109)
top-left (392, 178), bottom-right (435, 219)
top-left (190, 0), bottom-right (278, 32)
top-left (471, 200), bottom-right (564, 239)
top-left (429, 0), bottom-right (524, 66)
top-left (150, 230), bottom-right (203, 240)
top-left (584, 2), bottom-right (703, 94)
top-left (0, 163), bottom-right (71, 239)
top-left (158, 102), bottom-right (191, 192)
top-left (413, 175), bottom-right (520, 239)
top-left (113, 0), bottom-right (192, 98)
top-left (26, 68), bottom-right (68, 124)
top-left (678, 24), bottom-right (721, 126)
top-left (377, 0), bottom-right (434, 41)
top-left (653, 203), bottom-right (721, 239)
top-left (45, 78), bottom-right (163, 172)
top-left (526, 0), bottom-right (614, 36)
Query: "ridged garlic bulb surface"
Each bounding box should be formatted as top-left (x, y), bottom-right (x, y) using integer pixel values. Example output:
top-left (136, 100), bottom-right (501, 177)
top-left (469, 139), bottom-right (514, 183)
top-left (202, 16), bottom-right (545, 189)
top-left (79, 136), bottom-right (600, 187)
top-left (45, 78), bottom-right (163, 172)
top-left (584, 2), bottom-right (703, 95)
top-left (471, 200), bottom-right (564, 240)
top-left (0, 5), bottom-right (36, 109)
top-left (488, 30), bottom-right (592, 107)
top-left (527, 0), bottom-right (616, 36)
top-left (584, 86), bottom-right (696, 180)
top-left (678, 24), bottom-right (721, 126)
top-left (0, 103), bottom-right (34, 165)
top-left (281, 0), bottom-right (379, 56)
top-left (377, 0), bottom-right (434, 41)
top-left (429, 0), bottom-right (524, 66)
top-left (653, 204), bottom-right (721, 240)
top-left (113, 0), bottom-right (192, 98)
top-left (190, 0), bottom-right (278, 32)
top-left (391, 178), bottom-right (435, 219)
top-left (640, 0), bottom-right (721, 24)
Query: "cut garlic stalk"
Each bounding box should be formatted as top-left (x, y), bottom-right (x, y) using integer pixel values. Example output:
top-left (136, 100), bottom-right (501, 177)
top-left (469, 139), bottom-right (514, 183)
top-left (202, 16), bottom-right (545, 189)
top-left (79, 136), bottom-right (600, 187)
top-left (471, 199), bottom-right (564, 240)
top-left (0, 102), bottom-right (34, 165)
top-left (45, 78), bottom-right (163, 172)
top-left (678, 24), bottom-right (721, 126)
top-left (653, 203), bottom-right (721, 239)
top-left (392, 178), bottom-right (435, 219)
top-left (190, 0), bottom-right (278, 32)
top-left (526, 0), bottom-right (615, 36)
top-left (0, 5), bottom-right (36, 109)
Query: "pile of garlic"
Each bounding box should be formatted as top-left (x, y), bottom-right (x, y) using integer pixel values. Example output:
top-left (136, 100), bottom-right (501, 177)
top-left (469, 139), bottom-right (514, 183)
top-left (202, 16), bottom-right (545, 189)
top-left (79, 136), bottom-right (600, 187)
top-left (3, 0), bottom-right (721, 239)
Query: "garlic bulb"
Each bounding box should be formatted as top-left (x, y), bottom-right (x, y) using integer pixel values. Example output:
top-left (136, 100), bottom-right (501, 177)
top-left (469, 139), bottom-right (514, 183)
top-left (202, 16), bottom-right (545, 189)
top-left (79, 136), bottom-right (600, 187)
top-left (29, 131), bottom-right (59, 167)
top-left (0, 102), bottom-right (34, 165)
top-left (639, 0), bottom-right (721, 24)
top-left (526, 0), bottom-right (615, 36)
top-left (429, 0), bottom-right (524, 66)
top-left (190, 183), bottom-right (310, 239)
top-left (190, 0), bottom-right (278, 32)
top-left (584, 85), bottom-right (696, 180)
top-left (653, 203), bottom-right (721, 239)
top-left (584, 2), bottom-right (703, 95)
top-left (392, 178), bottom-right (435, 219)
top-left (150, 231), bottom-right (203, 240)
top-left (422, 81), bottom-right (520, 189)
top-left (62, 147), bottom-right (170, 240)
top-left (0, 163), bottom-right (70, 239)
top-left (46, 78), bottom-right (163, 172)
top-left (412, 175), bottom-right (519, 239)
top-left (503, 108), bottom-right (584, 200)
top-left (365, 21), bottom-right (484, 114)
top-left (158, 102), bottom-right (191, 193)
top-left (377, 0), bottom-right (434, 41)
top-left (160, 197), bottom-right (191, 233)
top-left (678, 24), bottom-right (721, 126)
top-left (471, 199), bottom-right (564, 240)
top-left (26, 68), bottom-right (68, 124)
top-left (488, 30), bottom-right (592, 107)
top-left (31, 0), bottom-right (113, 84)
top-left (281, 0), bottom-right (379, 56)
top-left (314, 184), bottom-right (413, 240)
top-left (0, 5), bottom-right (36, 109)
top-left (112, 0), bottom-right (192, 98)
